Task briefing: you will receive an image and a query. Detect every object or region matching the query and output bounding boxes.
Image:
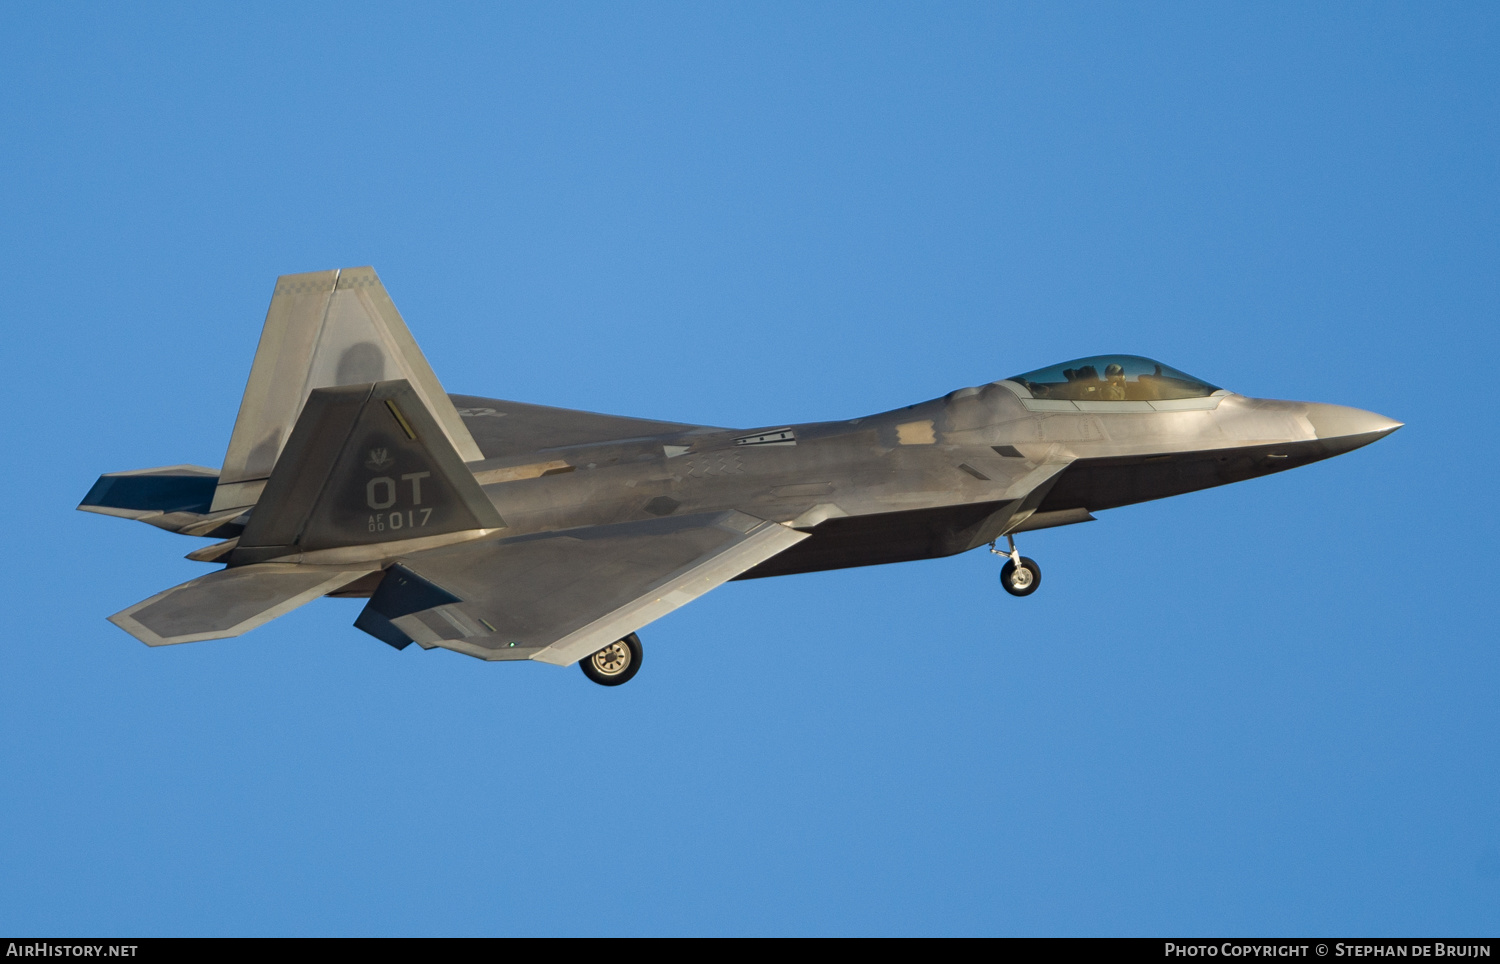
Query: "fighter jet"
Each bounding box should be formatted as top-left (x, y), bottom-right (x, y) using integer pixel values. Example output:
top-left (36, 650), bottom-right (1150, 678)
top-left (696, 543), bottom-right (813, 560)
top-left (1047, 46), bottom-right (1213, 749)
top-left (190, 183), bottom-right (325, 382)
top-left (80, 267), bottom-right (1401, 685)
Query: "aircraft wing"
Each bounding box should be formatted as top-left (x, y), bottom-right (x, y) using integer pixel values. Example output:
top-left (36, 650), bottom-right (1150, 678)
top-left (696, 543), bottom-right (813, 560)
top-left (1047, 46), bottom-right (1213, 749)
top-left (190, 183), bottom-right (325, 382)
top-left (449, 394), bottom-right (725, 461)
top-left (355, 510), bottom-right (808, 664)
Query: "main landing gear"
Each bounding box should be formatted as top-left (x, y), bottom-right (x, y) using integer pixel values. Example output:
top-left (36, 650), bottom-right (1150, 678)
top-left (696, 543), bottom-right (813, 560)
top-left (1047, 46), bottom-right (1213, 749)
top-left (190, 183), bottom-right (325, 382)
top-left (991, 535), bottom-right (1041, 597)
top-left (580, 632), bottom-right (643, 686)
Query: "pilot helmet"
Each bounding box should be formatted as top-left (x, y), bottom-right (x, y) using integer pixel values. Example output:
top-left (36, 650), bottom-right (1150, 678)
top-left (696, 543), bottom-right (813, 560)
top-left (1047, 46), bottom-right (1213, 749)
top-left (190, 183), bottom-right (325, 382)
top-left (1105, 363), bottom-right (1125, 378)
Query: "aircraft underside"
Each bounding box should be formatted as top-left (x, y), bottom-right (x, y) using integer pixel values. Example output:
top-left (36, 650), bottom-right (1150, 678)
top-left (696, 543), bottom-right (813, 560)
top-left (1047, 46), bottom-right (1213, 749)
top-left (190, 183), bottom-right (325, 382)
top-left (737, 430), bottom-right (1388, 580)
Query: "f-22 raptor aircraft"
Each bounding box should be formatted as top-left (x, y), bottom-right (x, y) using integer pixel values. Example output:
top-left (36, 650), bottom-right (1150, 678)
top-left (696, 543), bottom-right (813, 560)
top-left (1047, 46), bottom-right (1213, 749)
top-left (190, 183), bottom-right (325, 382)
top-left (81, 268), bottom-right (1400, 685)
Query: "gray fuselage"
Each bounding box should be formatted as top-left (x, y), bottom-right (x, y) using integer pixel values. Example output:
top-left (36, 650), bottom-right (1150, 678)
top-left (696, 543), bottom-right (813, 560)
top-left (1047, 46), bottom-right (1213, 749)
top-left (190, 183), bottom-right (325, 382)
top-left (453, 380), bottom-right (1400, 580)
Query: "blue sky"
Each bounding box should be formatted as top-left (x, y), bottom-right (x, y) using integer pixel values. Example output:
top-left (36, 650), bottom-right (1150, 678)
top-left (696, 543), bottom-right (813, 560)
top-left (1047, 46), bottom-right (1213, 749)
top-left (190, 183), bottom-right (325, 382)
top-left (1, 2), bottom-right (1496, 936)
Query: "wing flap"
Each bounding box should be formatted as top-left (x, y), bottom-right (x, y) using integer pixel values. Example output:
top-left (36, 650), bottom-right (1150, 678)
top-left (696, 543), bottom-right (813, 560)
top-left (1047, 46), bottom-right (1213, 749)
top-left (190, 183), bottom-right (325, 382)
top-left (530, 514), bottom-right (807, 665)
top-left (357, 511), bottom-right (807, 663)
top-left (110, 564), bottom-right (377, 646)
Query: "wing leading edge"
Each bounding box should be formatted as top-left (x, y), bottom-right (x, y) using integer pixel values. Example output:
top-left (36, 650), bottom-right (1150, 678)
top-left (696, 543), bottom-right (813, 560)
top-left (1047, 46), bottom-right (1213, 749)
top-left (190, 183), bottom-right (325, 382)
top-left (356, 511), bottom-right (808, 664)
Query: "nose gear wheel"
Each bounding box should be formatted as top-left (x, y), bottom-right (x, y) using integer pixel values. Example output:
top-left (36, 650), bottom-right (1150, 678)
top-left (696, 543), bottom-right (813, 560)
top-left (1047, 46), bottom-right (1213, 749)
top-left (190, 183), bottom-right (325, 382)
top-left (1000, 556), bottom-right (1041, 596)
top-left (991, 535), bottom-right (1042, 597)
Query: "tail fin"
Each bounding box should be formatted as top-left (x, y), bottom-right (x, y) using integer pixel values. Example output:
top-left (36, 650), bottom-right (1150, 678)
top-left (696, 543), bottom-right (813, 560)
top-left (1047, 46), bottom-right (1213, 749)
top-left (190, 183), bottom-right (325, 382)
top-left (212, 267), bottom-right (483, 513)
top-left (231, 378), bottom-right (505, 566)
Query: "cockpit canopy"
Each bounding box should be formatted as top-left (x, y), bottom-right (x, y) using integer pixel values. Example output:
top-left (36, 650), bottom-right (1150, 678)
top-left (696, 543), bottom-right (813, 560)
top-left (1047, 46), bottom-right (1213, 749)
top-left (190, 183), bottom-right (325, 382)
top-left (1006, 355), bottom-right (1220, 402)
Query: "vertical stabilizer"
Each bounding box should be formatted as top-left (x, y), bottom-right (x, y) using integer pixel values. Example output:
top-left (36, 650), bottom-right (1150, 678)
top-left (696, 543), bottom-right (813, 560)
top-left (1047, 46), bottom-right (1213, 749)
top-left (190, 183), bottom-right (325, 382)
top-left (212, 267), bottom-right (482, 512)
top-left (231, 379), bottom-right (504, 566)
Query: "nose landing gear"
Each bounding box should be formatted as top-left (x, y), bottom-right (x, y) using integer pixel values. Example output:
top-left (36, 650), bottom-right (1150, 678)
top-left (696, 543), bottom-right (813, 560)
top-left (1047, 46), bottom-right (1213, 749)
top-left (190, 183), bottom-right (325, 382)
top-left (991, 535), bottom-right (1041, 597)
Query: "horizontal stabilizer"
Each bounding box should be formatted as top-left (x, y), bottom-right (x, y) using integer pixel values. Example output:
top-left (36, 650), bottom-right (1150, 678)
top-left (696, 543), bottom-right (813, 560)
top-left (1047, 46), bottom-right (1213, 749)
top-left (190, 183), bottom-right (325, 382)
top-left (81, 464), bottom-right (217, 516)
top-left (110, 564), bottom-right (376, 646)
top-left (78, 465), bottom-right (245, 537)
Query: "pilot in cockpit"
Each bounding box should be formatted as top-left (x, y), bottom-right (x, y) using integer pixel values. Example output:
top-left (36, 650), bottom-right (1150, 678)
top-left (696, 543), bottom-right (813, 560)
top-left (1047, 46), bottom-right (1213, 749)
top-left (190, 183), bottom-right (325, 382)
top-left (1102, 363), bottom-right (1127, 401)
top-left (1009, 355), bottom-right (1220, 403)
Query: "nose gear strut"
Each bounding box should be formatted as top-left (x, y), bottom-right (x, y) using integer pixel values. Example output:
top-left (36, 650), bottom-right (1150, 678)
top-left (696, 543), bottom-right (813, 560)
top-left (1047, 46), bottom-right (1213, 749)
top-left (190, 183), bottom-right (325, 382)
top-left (990, 535), bottom-right (1042, 597)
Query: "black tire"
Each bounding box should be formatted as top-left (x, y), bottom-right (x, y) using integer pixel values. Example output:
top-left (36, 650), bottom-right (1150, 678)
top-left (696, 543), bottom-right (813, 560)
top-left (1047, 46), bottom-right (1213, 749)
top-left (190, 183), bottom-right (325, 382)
top-left (580, 633), bottom-right (643, 686)
top-left (999, 557), bottom-right (1041, 597)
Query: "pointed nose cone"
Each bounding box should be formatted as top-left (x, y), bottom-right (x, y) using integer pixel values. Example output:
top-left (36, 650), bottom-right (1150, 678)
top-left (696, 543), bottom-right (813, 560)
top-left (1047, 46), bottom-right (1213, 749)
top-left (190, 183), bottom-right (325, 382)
top-left (1305, 403), bottom-right (1403, 455)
